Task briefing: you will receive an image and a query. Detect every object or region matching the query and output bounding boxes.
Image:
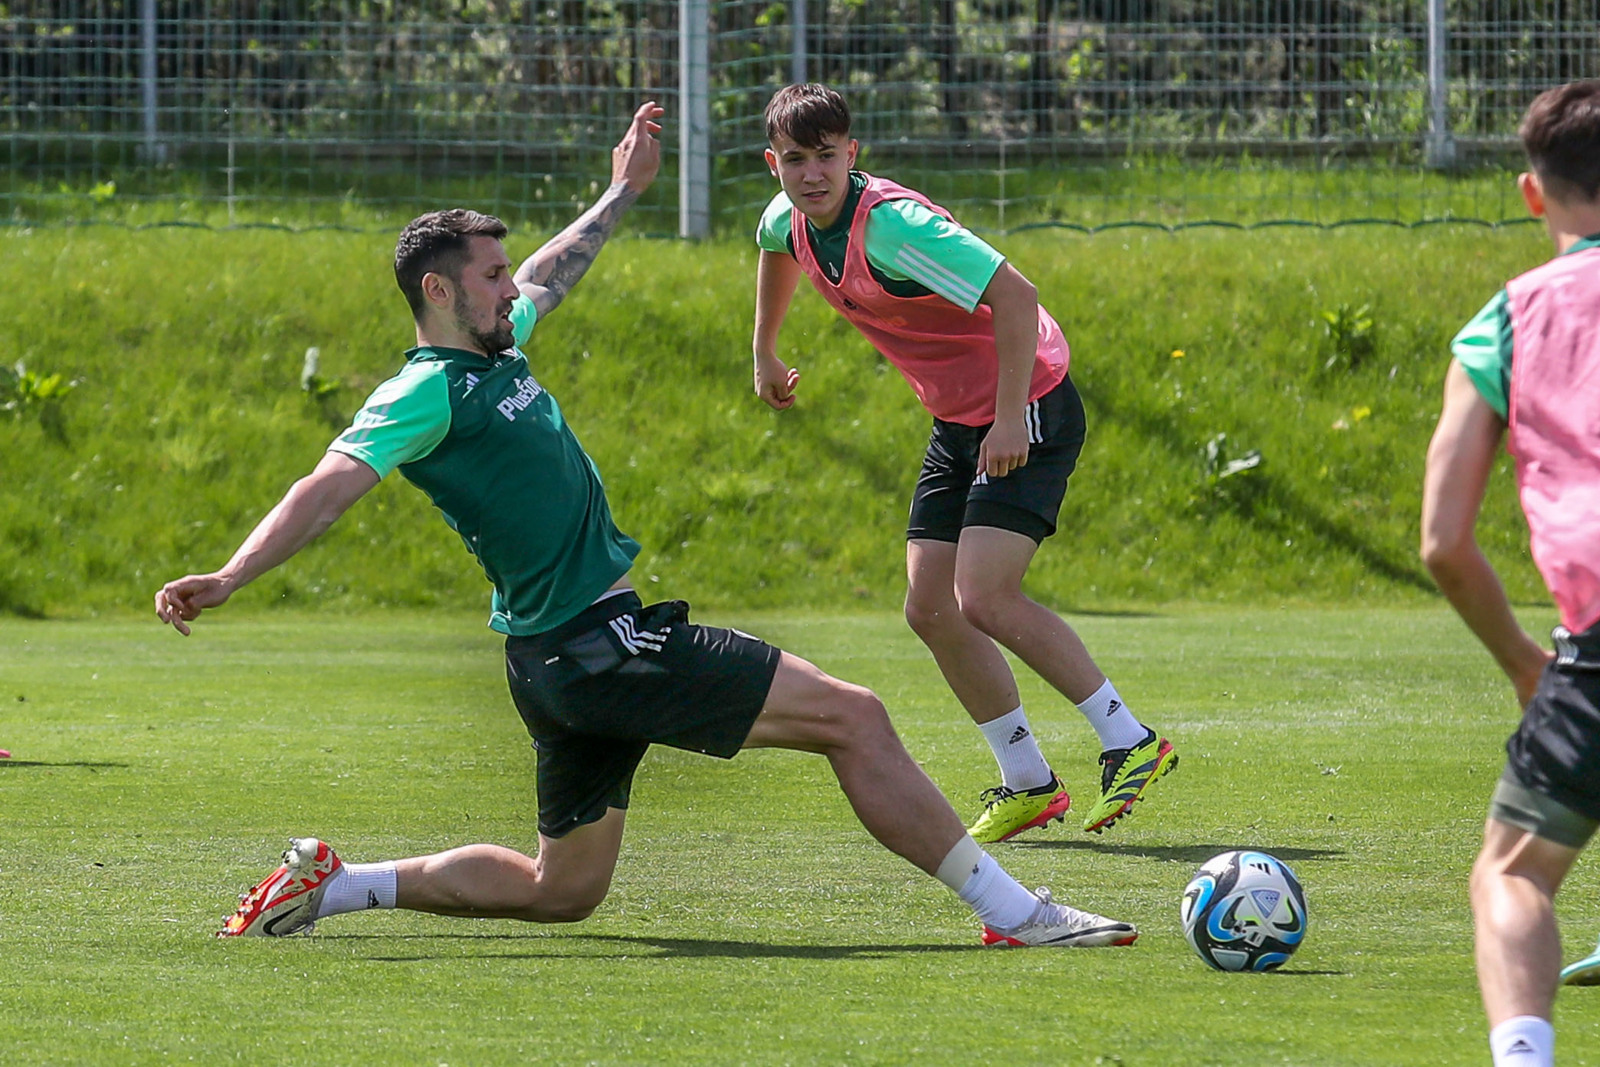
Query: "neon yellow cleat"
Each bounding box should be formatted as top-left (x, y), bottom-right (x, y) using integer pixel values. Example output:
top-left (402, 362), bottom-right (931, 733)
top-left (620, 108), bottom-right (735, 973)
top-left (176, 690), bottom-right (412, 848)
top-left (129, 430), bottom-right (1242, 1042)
top-left (967, 776), bottom-right (1071, 843)
top-left (1082, 729), bottom-right (1177, 834)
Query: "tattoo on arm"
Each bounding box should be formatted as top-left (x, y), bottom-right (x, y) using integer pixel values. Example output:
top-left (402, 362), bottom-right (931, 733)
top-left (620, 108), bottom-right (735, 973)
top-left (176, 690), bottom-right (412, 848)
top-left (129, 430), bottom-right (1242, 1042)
top-left (516, 182), bottom-right (640, 318)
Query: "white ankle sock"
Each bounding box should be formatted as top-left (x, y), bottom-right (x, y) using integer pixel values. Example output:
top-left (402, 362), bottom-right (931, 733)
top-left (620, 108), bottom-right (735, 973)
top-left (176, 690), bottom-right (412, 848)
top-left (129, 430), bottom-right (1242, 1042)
top-left (977, 706), bottom-right (1053, 791)
top-left (314, 861), bottom-right (398, 919)
top-left (1489, 1016), bottom-right (1554, 1067)
top-left (1076, 679), bottom-right (1148, 751)
top-left (934, 835), bottom-right (1038, 930)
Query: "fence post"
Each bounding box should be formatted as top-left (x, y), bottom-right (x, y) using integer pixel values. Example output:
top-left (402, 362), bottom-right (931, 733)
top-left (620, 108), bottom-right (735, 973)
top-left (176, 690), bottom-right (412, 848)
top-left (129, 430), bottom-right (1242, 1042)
top-left (791, 0), bottom-right (807, 84)
top-left (679, 0), bottom-right (711, 238)
top-left (139, 0), bottom-right (166, 164)
top-left (1424, 0), bottom-right (1456, 168)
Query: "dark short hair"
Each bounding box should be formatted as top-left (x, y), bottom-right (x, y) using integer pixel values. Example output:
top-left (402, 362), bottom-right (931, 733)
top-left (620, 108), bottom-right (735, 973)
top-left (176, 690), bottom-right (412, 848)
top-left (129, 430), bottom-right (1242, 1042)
top-left (1520, 80), bottom-right (1600, 204)
top-left (765, 83), bottom-right (851, 150)
top-left (394, 209), bottom-right (509, 318)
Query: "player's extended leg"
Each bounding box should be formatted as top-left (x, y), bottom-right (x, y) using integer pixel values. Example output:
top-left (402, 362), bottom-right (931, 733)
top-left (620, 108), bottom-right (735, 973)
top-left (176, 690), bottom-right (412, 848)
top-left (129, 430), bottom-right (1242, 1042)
top-left (742, 651), bottom-right (1137, 947)
top-left (1471, 817), bottom-right (1580, 1066)
top-left (742, 650), bottom-right (966, 873)
top-left (217, 812), bottom-right (628, 936)
top-left (954, 524), bottom-right (1176, 834)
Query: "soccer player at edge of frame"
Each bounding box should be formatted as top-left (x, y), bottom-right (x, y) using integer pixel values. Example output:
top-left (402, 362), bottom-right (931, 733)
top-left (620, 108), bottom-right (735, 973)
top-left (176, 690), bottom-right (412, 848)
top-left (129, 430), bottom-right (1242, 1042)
top-left (1420, 79), bottom-right (1600, 1067)
top-left (747, 84), bottom-right (1177, 845)
top-left (152, 101), bottom-right (1139, 950)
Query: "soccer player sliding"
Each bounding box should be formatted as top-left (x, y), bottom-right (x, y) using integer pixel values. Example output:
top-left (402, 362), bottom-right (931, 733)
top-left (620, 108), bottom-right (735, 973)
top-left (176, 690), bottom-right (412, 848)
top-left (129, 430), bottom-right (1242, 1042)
top-left (154, 101), bottom-right (1136, 950)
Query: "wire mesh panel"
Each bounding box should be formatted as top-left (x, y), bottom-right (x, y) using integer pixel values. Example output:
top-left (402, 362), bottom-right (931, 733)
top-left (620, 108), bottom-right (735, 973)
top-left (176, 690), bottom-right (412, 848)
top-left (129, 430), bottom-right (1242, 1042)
top-left (1, 1), bottom-right (1592, 229)
top-left (3, 0), bottom-right (685, 229)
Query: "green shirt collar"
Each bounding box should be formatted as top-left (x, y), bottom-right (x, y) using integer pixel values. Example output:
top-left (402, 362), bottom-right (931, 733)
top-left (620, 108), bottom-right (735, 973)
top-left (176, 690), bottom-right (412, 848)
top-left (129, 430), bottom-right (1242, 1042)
top-left (1564, 232), bottom-right (1600, 256)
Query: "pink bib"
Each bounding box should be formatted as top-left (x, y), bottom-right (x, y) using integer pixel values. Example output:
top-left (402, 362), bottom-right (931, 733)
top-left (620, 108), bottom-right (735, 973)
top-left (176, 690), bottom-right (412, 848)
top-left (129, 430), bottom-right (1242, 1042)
top-left (791, 174), bottom-right (1068, 426)
top-left (1506, 245), bottom-right (1600, 633)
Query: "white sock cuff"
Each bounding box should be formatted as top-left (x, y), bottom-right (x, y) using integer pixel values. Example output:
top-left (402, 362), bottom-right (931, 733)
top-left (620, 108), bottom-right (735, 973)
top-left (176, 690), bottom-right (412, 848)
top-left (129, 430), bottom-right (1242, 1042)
top-left (315, 860), bottom-right (399, 919)
top-left (1489, 1016), bottom-right (1554, 1067)
top-left (1075, 679), bottom-right (1121, 718)
top-left (934, 835), bottom-right (984, 893)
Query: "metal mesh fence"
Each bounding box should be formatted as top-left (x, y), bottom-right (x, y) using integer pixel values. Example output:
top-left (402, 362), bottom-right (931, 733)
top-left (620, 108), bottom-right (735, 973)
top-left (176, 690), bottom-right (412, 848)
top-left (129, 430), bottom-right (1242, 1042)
top-left (5, 1), bottom-right (1594, 231)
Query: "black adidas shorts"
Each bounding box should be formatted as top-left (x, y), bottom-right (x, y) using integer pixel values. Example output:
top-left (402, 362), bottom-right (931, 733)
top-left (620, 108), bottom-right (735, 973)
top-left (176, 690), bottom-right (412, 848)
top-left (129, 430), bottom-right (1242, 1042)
top-left (1495, 621), bottom-right (1600, 845)
top-left (906, 373), bottom-right (1087, 545)
top-left (505, 592), bottom-right (782, 838)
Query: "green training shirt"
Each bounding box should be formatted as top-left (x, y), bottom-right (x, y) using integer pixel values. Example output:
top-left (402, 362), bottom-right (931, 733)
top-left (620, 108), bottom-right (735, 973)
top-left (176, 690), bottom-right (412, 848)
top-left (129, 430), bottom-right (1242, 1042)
top-left (1452, 232), bottom-right (1600, 419)
top-left (329, 293), bottom-right (640, 635)
top-left (756, 171), bottom-right (1005, 311)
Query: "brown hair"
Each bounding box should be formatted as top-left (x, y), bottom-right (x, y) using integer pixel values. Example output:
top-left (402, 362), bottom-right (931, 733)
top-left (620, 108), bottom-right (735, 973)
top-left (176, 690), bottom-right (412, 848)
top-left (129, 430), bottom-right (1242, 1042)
top-left (1520, 80), bottom-right (1600, 203)
top-left (764, 83), bottom-right (852, 150)
top-left (394, 209), bottom-right (509, 318)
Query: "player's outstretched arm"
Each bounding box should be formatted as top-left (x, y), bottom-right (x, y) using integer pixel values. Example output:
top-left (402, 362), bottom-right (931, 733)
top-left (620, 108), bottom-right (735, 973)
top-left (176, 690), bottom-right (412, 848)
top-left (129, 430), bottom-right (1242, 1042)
top-left (1420, 360), bottom-right (1552, 705)
top-left (514, 101), bottom-right (664, 320)
top-left (154, 452), bottom-right (380, 635)
top-left (752, 248), bottom-right (802, 409)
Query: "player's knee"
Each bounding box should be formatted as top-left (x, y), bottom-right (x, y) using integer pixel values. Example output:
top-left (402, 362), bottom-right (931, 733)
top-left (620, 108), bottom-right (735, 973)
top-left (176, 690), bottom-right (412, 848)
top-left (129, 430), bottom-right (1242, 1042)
top-left (954, 585), bottom-right (1009, 637)
top-left (518, 879), bottom-right (610, 924)
top-left (903, 594), bottom-right (953, 640)
top-left (821, 682), bottom-right (892, 752)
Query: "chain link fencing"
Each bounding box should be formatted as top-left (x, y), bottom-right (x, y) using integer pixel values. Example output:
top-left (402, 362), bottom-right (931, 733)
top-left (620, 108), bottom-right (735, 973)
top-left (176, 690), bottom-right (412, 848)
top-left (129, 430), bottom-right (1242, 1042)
top-left (6, 1), bottom-right (1594, 233)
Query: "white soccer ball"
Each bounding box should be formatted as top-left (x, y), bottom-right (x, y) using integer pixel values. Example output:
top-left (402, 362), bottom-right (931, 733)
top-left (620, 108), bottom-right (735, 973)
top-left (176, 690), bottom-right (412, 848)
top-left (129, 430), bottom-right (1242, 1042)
top-left (1180, 849), bottom-right (1308, 972)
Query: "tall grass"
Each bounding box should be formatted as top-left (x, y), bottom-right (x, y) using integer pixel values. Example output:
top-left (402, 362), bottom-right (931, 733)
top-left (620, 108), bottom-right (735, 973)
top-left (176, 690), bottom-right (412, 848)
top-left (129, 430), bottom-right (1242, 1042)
top-left (0, 218), bottom-right (1552, 619)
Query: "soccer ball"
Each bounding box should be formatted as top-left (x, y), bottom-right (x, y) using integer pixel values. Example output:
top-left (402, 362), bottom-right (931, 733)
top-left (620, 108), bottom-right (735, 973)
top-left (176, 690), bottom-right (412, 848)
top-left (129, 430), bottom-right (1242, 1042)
top-left (1180, 849), bottom-right (1308, 972)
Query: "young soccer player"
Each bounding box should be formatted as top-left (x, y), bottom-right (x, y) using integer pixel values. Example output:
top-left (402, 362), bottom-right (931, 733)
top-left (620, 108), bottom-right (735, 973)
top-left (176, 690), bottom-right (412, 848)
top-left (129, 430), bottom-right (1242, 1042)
top-left (154, 102), bottom-right (1138, 950)
top-left (749, 84), bottom-right (1176, 842)
top-left (1419, 79), bottom-right (1600, 1067)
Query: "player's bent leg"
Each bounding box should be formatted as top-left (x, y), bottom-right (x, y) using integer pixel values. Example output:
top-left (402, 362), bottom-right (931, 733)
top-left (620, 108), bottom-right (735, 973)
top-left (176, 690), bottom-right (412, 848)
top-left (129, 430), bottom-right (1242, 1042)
top-left (394, 807), bottom-right (628, 923)
top-left (954, 526), bottom-right (1177, 833)
top-left (1471, 817), bottom-right (1581, 1027)
top-left (951, 526), bottom-right (1104, 701)
top-left (904, 538), bottom-right (1021, 721)
top-left (743, 651), bottom-right (969, 875)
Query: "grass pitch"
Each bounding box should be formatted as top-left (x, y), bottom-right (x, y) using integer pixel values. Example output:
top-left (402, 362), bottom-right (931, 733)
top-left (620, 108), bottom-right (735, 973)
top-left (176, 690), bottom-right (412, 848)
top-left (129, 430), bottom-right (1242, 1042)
top-left (3, 605), bottom-right (1599, 1065)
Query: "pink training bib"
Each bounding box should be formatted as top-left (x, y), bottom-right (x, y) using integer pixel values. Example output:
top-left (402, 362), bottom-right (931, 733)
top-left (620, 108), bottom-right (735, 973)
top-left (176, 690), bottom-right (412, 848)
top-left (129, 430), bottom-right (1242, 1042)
top-left (791, 174), bottom-right (1068, 426)
top-left (1506, 244), bottom-right (1600, 633)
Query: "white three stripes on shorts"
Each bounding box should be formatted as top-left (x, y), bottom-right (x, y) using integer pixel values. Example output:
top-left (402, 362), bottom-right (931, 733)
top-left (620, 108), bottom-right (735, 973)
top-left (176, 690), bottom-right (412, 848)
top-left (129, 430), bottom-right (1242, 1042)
top-left (610, 614), bottom-right (669, 654)
top-left (972, 397), bottom-right (1045, 486)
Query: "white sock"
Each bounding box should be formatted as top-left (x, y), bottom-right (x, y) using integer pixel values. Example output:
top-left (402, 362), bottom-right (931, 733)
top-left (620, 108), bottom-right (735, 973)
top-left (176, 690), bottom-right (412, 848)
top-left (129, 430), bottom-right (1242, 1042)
top-left (1489, 1016), bottom-right (1554, 1067)
top-left (977, 706), bottom-right (1054, 791)
top-left (934, 835), bottom-right (1039, 930)
top-left (1076, 679), bottom-right (1149, 751)
top-left (314, 861), bottom-right (398, 919)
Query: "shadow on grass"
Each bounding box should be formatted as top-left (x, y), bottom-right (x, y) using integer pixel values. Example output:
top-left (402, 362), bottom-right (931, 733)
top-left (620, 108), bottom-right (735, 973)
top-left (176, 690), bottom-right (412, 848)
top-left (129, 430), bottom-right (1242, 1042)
top-left (0, 760), bottom-right (130, 769)
top-left (1094, 392), bottom-right (1434, 593)
top-left (1012, 841), bottom-right (1346, 863)
top-left (354, 933), bottom-right (983, 962)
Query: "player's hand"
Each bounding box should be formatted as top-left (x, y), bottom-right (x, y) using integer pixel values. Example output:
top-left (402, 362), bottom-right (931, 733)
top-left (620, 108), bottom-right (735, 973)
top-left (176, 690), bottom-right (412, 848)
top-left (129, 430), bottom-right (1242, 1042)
top-left (612, 101), bottom-right (664, 194)
top-left (754, 352), bottom-right (800, 410)
top-left (978, 417), bottom-right (1030, 477)
top-left (154, 573), bottom-right (234, 636)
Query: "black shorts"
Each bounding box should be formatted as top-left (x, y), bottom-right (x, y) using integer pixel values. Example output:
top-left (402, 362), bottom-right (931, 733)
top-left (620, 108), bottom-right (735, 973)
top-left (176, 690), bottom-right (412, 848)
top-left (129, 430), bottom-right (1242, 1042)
top-left (1497, 621), bottom-right (1600, 842)
top-left (906, 373), bottom-right (1087, 545)
top-left (504, 592), bottom-right (782, 838)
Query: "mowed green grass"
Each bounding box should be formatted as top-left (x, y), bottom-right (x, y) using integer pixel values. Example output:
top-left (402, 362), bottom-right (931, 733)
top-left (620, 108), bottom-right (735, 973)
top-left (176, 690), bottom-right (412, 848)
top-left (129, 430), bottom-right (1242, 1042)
top-left (4, 606), bottom-right (1600, 1064)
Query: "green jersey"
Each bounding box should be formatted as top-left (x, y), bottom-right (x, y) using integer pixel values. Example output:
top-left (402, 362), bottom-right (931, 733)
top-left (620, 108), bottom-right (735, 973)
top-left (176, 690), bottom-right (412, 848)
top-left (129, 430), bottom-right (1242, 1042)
top-left (329, 294), bottom-right (640, 635)
top-left (1452, 232), bottom-right (1600, 418)
top-left (756, 171), bottom-right (1005, 311)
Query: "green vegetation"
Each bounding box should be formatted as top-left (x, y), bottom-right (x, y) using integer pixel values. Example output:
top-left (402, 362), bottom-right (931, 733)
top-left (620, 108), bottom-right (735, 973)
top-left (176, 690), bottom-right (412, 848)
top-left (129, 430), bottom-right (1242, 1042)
top-left (0, 220), bottom-right (1551, 620)
top-left (16, 157), bottom-right (1530, 234)
top-left (3, 606), bottom-right (1597, 1064)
